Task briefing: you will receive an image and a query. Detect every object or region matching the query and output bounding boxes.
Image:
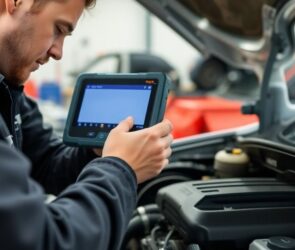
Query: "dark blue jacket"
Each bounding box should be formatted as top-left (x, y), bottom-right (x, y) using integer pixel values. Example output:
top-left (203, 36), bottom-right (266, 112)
top-left (0, 78), bottom-right (137, 250)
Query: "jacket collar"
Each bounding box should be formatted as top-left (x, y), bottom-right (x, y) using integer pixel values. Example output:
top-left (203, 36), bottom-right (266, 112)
top-left (0, 73), bottom-right (24, 93)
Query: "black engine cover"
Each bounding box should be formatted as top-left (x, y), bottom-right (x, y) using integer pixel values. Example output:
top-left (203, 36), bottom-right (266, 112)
top-left (156, 178), bottom-right (295, 245)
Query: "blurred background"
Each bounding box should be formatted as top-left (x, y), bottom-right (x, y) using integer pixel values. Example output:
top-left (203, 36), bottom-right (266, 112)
top-left (25, 0), bottom-right (258, 138)
top-left (29, 0), bottom-right (198, 90)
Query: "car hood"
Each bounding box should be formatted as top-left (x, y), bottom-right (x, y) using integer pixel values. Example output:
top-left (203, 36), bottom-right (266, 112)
top-left (136, 0), bottom-right (295, 134)
top-left (136, 0), bottom-right (281, 79)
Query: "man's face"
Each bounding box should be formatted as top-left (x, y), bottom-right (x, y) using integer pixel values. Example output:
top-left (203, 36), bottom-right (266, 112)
top-left (0, 0), bottom-right (85, 86)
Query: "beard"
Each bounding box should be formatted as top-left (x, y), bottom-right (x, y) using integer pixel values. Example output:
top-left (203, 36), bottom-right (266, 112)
top-left (1, 18), bottom-right (35, 87)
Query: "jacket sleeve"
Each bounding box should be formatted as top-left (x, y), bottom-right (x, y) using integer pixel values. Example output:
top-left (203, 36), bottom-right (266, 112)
top-left (20, 95), bottom-right (98, 195)
top-left (0, 141), bottom-right (137, 250)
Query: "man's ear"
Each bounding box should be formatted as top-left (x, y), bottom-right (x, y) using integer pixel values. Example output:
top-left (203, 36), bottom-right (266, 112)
top-left (5, 0), bottom-right (21, 14)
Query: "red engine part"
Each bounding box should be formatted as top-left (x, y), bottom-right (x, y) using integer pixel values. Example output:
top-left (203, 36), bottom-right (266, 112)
top-left (165, 96), bottom-right (258, 138)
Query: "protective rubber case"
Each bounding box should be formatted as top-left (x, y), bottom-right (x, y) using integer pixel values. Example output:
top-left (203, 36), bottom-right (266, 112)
top-left (63, 72), bottom-right (171, 147)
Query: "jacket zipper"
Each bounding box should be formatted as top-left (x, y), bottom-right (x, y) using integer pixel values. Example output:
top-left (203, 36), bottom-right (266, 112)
top-left (1, 81), bottom-right (18, 148)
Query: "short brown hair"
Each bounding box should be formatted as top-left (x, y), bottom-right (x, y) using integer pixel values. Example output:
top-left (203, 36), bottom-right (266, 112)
top-left (84, 0), bottom-right (96, 8)
top-left (32, 0), bottom-right (96, 10)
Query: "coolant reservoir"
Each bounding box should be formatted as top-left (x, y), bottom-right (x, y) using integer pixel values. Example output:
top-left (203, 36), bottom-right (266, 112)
top-left (214, 148), bottom-right (250, 178)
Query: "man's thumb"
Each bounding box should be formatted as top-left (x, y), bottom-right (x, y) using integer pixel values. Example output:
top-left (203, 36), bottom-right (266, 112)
top-left (114, 116), bottom-right (134, 132)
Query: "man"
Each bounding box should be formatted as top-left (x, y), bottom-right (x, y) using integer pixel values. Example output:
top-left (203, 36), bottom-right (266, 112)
top-left (0, 0), bottom-right (173, 249)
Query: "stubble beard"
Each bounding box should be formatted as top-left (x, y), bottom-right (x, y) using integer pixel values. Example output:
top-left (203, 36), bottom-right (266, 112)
top-left (2, 18), bottom-right (35, 86)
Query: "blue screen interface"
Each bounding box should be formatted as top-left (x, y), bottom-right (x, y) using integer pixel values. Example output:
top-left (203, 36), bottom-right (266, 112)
top-left (77, 84), bottom-right (152, 129)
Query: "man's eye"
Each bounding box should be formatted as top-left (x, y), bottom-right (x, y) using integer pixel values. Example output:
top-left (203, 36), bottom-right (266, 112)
top-left (55, 26), bottom-right (64, 36)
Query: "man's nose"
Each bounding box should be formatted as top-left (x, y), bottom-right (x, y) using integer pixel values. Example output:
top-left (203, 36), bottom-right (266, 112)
top-left (48, 38), bottom-right (64, 60)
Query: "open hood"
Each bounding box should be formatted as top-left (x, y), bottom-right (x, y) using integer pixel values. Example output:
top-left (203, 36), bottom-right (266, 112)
top-left (137, 0), bottom-right (295, 136)
top-left (136, 0), bottom-right (282, 79)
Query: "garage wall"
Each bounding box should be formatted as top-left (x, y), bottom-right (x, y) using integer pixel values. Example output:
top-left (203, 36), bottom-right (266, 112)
top-left (30, 0), bottom-right (199, 90)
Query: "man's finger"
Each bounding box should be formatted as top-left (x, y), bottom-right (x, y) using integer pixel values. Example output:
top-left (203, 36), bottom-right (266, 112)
top-left (114, 116), bottom-right (134, 132)
top-left (151, 119), bottom-right (173, 137)
top-left (160, 134), bottom-right (174, 149)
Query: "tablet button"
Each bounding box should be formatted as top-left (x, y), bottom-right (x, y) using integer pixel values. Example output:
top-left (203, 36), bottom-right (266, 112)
top-left (87, 131), bottom-right (97, 138)
top-left (98, 132), bottom-right (107, 139)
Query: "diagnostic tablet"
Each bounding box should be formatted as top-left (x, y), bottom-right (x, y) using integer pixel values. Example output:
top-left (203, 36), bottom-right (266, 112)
top-left (63, 72), bottom-right (171, 147)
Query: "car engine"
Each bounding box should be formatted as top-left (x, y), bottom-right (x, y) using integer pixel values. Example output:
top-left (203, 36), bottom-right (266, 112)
top-left (122, 0), bottom-right (295, 249)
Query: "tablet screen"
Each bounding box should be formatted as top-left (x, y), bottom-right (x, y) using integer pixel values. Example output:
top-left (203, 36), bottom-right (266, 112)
top-left (69, 78), bottom-right (158, 137)
top-left (78, 84), bottom-right (152, 128)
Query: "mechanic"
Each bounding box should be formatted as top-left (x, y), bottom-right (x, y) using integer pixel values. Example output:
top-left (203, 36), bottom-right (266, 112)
top-left (0, 0), bottom-right (173, 249)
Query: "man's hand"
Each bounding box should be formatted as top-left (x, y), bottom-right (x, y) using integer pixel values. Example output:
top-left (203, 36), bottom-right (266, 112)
top-left (102, 117), bottom-right (173, 184)
top-left (92, 148), bottom-right (102, 157)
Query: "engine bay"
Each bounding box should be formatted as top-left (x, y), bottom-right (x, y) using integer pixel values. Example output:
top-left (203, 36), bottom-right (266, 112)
top-left (122, 0), bottom-right (295, 249)
top-left (122, 126), bottom-right (295, 250)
